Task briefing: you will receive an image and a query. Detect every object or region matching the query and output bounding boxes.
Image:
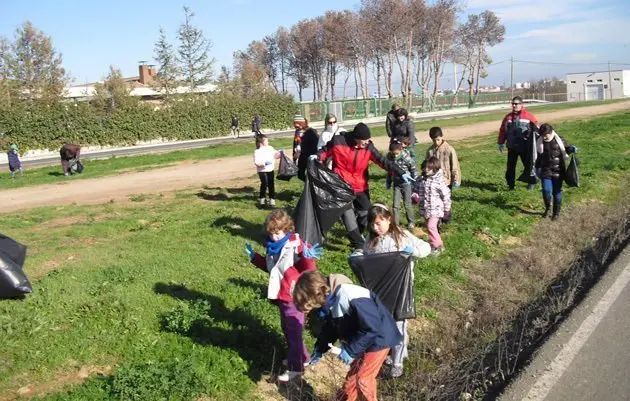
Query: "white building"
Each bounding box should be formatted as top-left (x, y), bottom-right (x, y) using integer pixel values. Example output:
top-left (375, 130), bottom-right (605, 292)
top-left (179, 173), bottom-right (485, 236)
top-left (566, 70), bottom-right (629, 102)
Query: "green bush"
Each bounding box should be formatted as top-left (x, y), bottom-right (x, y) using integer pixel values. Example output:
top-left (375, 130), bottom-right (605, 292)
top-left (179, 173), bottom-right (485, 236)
top-left (0, 92), bottom-right (297, 152)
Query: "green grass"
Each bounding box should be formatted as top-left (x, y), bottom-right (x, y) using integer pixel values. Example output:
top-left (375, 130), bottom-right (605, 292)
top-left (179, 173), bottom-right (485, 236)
top-left (1, 99), bottom-right (625, 190)
top-left (0, 110), bottom-right (628, 400)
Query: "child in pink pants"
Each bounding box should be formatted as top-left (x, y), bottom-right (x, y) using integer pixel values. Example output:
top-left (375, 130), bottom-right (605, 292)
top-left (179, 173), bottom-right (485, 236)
top-left (413, 156), bottom-right (451, 256)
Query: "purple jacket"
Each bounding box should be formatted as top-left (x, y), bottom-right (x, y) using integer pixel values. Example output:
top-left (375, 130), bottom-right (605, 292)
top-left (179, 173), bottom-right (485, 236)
top-left (7, 150), bottom-right (21, 170)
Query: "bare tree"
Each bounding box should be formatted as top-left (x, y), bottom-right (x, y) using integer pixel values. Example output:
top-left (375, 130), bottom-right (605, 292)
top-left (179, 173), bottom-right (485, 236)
top-left (426, 0), bottom-right (458, 107)
top-left (322, 11), bottom-right (350, 101)
top-left (232, 48), bottom-right (270, 97)
top-left (275, 27), bottom-right (291, 94)
top-left (262, 35), bottom-right (280, 92)
top-left (177, 6), bottom-right (214, 89)
top-left (462, 10), bottom-right (505, 107)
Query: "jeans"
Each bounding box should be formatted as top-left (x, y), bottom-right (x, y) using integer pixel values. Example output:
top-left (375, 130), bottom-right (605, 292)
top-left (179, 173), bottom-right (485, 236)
top-left (505, 149), bottom-right (527, 188)
top-left (391, 320), bottom-right (409, 368)
top-left (392, 183), bottom-right (414, 226)
top-left (278, 301), bottom-right (309, 372)
top-left (541, 177), bottom-right (563, 204)
top-left (258, 171), bottom-right (275, 199)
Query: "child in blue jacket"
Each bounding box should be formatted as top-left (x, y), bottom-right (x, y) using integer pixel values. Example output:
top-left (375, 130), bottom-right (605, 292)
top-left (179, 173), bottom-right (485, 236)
top-left (7, 144), bottom-right (23, 178)
top-left (293, 271), bottom-right (400, 400)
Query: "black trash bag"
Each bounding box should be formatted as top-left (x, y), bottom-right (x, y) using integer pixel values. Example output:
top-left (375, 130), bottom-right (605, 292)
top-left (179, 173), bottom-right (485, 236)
top-left (349, 252), bottom-right (415, 320)
top-left (297, 128), bottom-right (319, 181)
top-left (565, 153), bottom-right (580, 187)
top-left (277, 151), bottom-right (298, 181)
top-left (0, 234), bottom-right (32, 299)
top-left (69, 158), bottom-right (84, 175)
top-left (518, 133), bottom-right (539, 184)
top-left (293, 159), bottom-right (355, 245)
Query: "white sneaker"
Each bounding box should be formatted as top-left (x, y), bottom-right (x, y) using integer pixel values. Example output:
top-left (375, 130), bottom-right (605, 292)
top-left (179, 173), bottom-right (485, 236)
top-left (277, 370), bottom-right (302, 382)
top-left (282, 359), bottom-right (309, 368)
top-left (390, 365), bottom-right (403, 378)
top-left (258, 198), bottom-right (266, 206)
top-left (350, 248), bottom-right (364, 258)
top-left (269, 198), bottom-right (276, 207)
top-left (328, 345), bottom-right (342, 356)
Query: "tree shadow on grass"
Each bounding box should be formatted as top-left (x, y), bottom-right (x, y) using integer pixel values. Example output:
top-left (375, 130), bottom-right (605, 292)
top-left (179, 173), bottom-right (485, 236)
top-left (462, 180), bottom-right (500, 192)
top-left (196, 186), bottom-right (256, 202)
top-left (154, 282), bottom-right (284, 383)
top-left (227, 278), bottom-right (325, 342)
top-left (276, 379), bottom-right (320, 401)
top-left (210, 215), bottom-right (267, 244)
top-left (47, 171), bottom-right (65, 177)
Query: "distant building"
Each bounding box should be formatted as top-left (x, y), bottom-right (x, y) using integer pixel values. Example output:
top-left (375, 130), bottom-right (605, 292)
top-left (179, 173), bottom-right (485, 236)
top-left (566, 70), bottom-right (630, 101)
top-left (64, 63), bottom-right (216, 102)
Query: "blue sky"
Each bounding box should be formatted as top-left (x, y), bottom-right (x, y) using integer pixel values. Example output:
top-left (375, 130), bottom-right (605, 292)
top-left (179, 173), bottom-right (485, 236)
top-left (2, 0), bottom-right (630, 94)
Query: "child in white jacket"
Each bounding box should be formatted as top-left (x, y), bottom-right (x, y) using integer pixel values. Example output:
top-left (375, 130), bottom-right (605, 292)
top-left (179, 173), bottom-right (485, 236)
top-left (254, 135), bottom-right (281, 207)
top-left (363, 202), bottom-right (431, 377)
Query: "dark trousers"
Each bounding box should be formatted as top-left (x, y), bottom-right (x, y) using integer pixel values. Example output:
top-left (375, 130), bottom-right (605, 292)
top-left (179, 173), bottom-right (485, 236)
top-left (392, 183), bottom-right (414, 225)
top-left (258, 171), bottom-right (275, 199)
top-left (341, 190), bottom-right (371, 249)
top-left (505, 149), bottom-right (527, 188)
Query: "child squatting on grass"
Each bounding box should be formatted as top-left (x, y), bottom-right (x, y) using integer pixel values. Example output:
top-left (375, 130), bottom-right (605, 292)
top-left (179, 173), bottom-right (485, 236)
top-left (386, 137), bottom-right (417, 229)
top-left (535, 123), bottom-right (577, 220)
top-left (413, 156), bottom-right (452, 256)
top-left (293, 270), bottom-right (401, 401)
top-left (243, 209), bottom-right (323, 382)
top-left (253, 134), bottom-right (282, 208)
top-left (425, 126), bottom-right (461, 189)
top-left (362, 203), bottom-right (431, 378)
top-left (7, 144), bottom-right (23, 178)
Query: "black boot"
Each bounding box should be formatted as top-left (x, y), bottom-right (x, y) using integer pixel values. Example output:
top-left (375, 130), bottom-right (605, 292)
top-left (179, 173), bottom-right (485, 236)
top-left (551, 200), bottom-right (561, 221)
top-left (542, 195), bottom-right (552, 218)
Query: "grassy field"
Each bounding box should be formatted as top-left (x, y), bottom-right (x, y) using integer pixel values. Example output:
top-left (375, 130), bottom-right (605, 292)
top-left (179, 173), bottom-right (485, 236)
top-left (0, 110), bottom-right (628, 400)
top-left (0, 99), bottom-right (624, 191)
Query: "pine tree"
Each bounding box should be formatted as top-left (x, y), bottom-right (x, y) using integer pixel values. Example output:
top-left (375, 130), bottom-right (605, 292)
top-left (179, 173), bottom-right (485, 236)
top-left (176, 6), bottom-right (214, 90)
top-left (9, 21), bottom-right (68, 103)
top-left (153, 27), bottom-right (179, 96)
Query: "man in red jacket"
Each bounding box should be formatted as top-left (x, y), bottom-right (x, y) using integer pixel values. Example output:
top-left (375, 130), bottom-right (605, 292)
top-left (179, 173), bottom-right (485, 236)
top-left (316, 123), bottom-right (414, 252)
top-left (497, 96), bottom-right (539, 190)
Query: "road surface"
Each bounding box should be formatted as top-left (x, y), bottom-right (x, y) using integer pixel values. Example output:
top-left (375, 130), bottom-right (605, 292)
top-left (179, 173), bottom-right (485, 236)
top-left (498, 244), bottom-right (630, 401)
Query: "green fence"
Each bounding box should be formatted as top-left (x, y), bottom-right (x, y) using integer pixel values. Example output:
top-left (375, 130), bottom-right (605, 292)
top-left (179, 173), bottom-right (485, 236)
top-left (297, 92), bottom-right (569, 123)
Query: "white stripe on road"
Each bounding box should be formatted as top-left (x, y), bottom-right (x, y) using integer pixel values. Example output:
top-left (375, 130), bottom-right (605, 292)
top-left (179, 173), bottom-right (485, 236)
top-left (524, 260), bottom-right (630, 401)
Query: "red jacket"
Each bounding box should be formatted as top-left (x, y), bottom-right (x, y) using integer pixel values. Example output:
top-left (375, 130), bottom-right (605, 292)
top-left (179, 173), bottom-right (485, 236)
top-left (250, 233), bottom-right (316, 303)
top-left (497, 108), bottom-right (539, 146)
top-left (319, 133), bottom-right (404, 194)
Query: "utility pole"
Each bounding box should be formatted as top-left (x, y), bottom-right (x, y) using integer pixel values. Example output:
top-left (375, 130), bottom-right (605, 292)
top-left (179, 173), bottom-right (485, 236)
top-left (608, 61), bottom-right (613, 99)
top-left (510, 56), bottom-right (514, 98)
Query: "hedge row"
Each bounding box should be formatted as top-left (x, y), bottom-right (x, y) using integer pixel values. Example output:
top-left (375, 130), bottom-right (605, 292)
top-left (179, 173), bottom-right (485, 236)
top-left (0, 92), bottom-right (297, 151)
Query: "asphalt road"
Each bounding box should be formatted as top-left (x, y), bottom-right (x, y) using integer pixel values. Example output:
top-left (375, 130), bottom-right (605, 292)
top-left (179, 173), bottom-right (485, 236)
top-left (498, 243), bottom-right (630, 401)
top-left (1, 107), bottom-right (500, 169)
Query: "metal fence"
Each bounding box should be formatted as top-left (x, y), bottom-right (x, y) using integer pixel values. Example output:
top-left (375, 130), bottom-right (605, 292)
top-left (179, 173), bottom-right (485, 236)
top-left (297, 91), bottom-right (571, 123)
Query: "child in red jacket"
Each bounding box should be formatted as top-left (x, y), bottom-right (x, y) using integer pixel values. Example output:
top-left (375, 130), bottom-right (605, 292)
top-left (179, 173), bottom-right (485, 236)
top-left (244, 209), bottom-right (323, 382)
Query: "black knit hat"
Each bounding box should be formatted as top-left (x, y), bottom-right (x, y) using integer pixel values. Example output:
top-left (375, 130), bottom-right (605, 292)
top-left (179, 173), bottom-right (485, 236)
top-left (352, 123), bottom-right (371, 140)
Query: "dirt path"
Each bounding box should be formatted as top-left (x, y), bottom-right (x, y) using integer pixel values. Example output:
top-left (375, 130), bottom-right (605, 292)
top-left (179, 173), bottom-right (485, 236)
top-left (2, 101), bottom-right (629, 214)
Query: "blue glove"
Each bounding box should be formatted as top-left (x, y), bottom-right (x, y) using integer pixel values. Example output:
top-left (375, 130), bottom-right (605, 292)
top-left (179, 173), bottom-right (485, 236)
top-left (264, 160), bottom-right (273, 166)
top-left (386, 181), bottom-right (392, 190)
top-left (401, 245), bottom-right (414, 255)
top-left (316, 307), bottom-right (328, 320)
top-left (401, 173), bottom-right (415, 184)
top-left (568, 145), bottom-right (577, 153)
top-left (338, 346), bottom-right (354, 365)
top-left (309, 154), bottom-right (319, 161)
top-left (309, 349), bottom-right (323, 365)
top-left (498, 144), bottom-right (504, 153)
top-left (453, 181), bottom-right (461, 188)
top-left (303, 243), bottom-right (323, 260)
top-left (244, 242), bottom-right (254, 260)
